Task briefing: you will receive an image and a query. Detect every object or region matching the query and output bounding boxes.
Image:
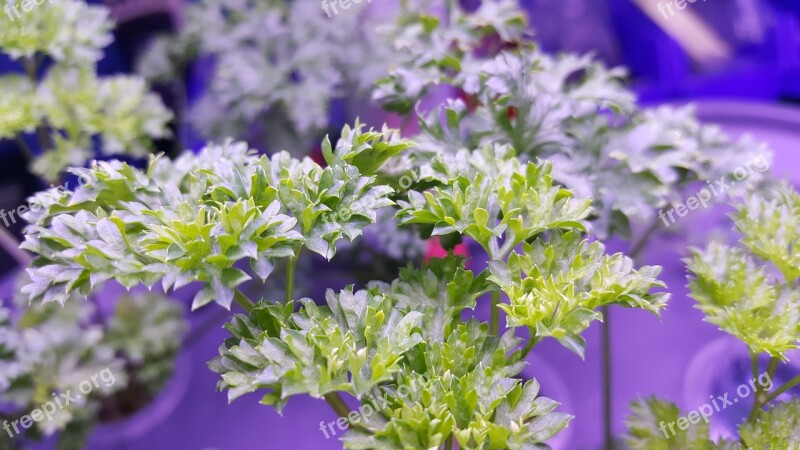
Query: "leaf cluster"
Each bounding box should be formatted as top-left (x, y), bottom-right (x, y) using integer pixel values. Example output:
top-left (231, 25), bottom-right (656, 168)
top-left (21, 126), bottom-right (411, 309)
top-left (685, 185), bottom-right (800, 359)
top-left (0, 1), bottom-right (172, 180)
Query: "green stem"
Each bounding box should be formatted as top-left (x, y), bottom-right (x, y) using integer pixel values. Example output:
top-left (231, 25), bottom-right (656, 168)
top-left (324, 392), bottom-right (351, 419)
top-left (597, 221), bottom-right (658, 449)
top-left (233, 289), bottom-right (255, 313)
top-left (489, 290), bottom-right (500, 336)
top-left (285, 251), bottom-right (299, 304)
top-left (444, 434), bottom-right (453, 450)
top-left (748, 356), bottom-right (779, 422)
top-left (601, 305), bottom-right (613, 450)
top-left (520, 332), bottom-right (540, 359)
top-left (750, 350), bottom-right (760, 383)
top-left (766, 374), bottom-right (800, 403)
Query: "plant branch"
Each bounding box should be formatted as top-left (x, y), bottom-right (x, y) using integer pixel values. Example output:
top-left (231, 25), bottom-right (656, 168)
top-left (285, 251), bottom-right (299, 304)
top-left (519, 331), bottom-right (540, 359)
top-left (444, 434), bottom-right (453, 450)
top-left (629, 220), bottom-right (660, 261)
top-left (233, 288), bottom-right (255, 313)
top-left (766, 374), bottom-right (800, 403)
top-left (601, 304), bottom-right (613, 450)
top-left (324, 392), bottom-right (351, 418)
top-left (489, 290), bottom-right (500, 336)
top-left (750, 350), bottom-right (760, 383)
top-left (748, 356), bottom-right (779, 422)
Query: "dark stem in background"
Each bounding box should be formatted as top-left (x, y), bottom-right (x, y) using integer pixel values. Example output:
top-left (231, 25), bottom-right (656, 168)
top-left (602, 220), bottom-right (660, 449)
top-left (0, 227), bottom-right (31, 268)
top-left (601, 305), bottom-right (613, 450)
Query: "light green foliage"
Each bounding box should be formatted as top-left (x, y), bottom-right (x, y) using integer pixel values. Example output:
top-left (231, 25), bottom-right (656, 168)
top-left (32, 66), bottom-right (172, 180)
top-left (342, 321), bottom-right (570, 449)
top-left (383, 255), bottom-right (492, 341)
top-left (397, 143), bottom-right (592, 256)
top-left (739, 399), bottom-right (800, 449)
top-left (0, 0), bottom-right (112, 63)
top-left (0, 75), bottom-right (38, 139)
top-left (0, 0), bottom-right (172, 180)
top-left (489, 231), bottom-right (667, 357)
top-left (686, 186), bottom-right (800, 359)
top-left (209, 287), bottom-right (424, 409)
top-left (104, 293), bottom-right (188, 391)
top-left (322, 122), bottom-right (415, 177)
top-left (209, 126), bottom-right (666, 446)
top-left (625, 397), bottom-right (726, 450)
top-left (733, 185), bottom-right (800, 284)
top-left (21, 126), bottom-right (405, 309)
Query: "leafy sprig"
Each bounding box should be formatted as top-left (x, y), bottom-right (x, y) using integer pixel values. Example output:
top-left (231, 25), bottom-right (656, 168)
top-left (20, 126), bottom-right (413, 309)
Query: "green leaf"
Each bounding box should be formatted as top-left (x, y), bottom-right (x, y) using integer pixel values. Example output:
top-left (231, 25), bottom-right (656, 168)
top-left (490, 230), bottom-right (667, 355)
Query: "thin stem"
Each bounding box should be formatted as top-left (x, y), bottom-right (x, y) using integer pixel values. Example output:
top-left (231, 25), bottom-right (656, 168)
top-left (324, 392), bottom-right (351, 418)
top-left (629, 220), bottom-right (659, 261)
top-left (767, 356), bottom-right (779, 379)
top-left (597, 219), bottom-right (659, 449)
top-left (233, 289), bottom-right (255, 313)
top-left (489, 290), bottom-right (500, 336)
top-left (21, 56), bottom-right (52, 156)
top-left (444, 434), bottom-right (453, 450)
top-left (0, 227), bottom-right (32, 267)
top-left (601, 304), bottom-right (613, 450)
top-left (285, 251), bottom-right (299, 304)
top-left (519, 332), bottom-right (540, 359)
top-left (748, 356), bottom-right (779, 422)
top-left (750, 350), bottom-right (760, 384)
top-left (766, 374), bottom-right (800, 403)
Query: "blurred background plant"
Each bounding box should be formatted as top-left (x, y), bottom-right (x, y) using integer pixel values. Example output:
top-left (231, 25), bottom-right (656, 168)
top-left (0, 0), bottom-right (171, 181)
top-left (0, 288), bottom-right (186, 450)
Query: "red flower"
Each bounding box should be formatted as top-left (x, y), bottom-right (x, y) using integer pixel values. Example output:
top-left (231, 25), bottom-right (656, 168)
top-left (424, 237), bottom-right (469, 263)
